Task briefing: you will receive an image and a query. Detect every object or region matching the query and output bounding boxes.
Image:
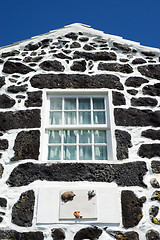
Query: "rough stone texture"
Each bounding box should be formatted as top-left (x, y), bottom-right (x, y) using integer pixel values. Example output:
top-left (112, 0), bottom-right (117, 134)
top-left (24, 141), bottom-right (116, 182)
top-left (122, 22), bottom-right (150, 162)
top-left (141, 51), bottom-right (156, 57)
top-left (143, 83), bottom-right (160, 96)
top-left (150, 178), bottom-right (160, 188)
top-left (79, 37), bottom-right (89, 42)
top-left (132, 58), bottom-right (147, 64)
top-left (0, 76), bottom-right (5, 88)
top-left (0, 109), bottom-right (41, 131)
top-left (127, 89), bottom-right (138, 95)
top-left (125, 77), bottom-right (148, 88)
top-left (24, 42), bottom-right (41, 51)
top-left (0, 164), bottom-right (4, 179)
top-left (0, 139), bottom-right (8, 150)
top-left (115, 130), bottom-right (132, 160)
top-left (7, 161), bottom-right (147, 187)
top-left (106, 230), bottom-right (139, 240)
top-left (98, 62), bottom-right (133, 74)
top-left (138, 64), bottom-right (160, 80)
top-left (65, 32), bottom-right (78, 40)
top-left (70, 60), bottom-right (86, 72)
top-left (23, 56), bottom-right (43, 62)
top-left (30, 73), bottom-right (124, 90)
top-left (114, 108), bottom-right (160, 127)
top-left (73, 51), bottom-right (117, 61)
top-left (113, 42), bottom-right (131, 52)
top-left (11, 130), bottom-right (40, 161)
top-left (70, 42), bottom-right (81, 48)
top-left (0, 94), bottom-right (15, 108)
top-left (51, 228), bottom-right (65, 240)
top-left (149, 205), bottom-right (159, 217)
top-left (141, 129), bottom-right (160, 140)
top-left (121, 190), bottom-right (144, 228)
top-left (1, 50), bottom-right (20, 58)
top-left (0, 230), bottom-right (44, 240)
top-left (112, 91), bottom-right (126, 106)
top-left (40, 60), bottom-right (65, 72)
top-left (83, 44), bottom-right (95, 51)
top-left (0, 198), bottom-right (7, 207)
top-left (93, 37), bottom-right (107, 43)
top-left (138, 144), bottom-right (160, 159)
top-left (146, 229), bottom-right (160, 240)
top-left (73, 227), bottom-right (102, 240)
top-left (12, 190), bottom-right (35, 227)
top-left (151, 191), bottom-right (160, 202)
top-left (7, 84), bottom-right (28, 93)
top-left (3, 61), bottom-right (34, 74)
top-left (53, 52), bottom-right (72, 60)
top-left (152, 161), bottom-right (160, 174)
top-left (131, 97), bottom-right (158, 106)
top-left (25, 91), bottom-right (42, 107)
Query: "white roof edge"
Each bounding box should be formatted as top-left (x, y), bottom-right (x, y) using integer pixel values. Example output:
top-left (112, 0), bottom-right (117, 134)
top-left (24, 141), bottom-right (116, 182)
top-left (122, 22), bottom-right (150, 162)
top-left (0, 23), bottom-right (159, 52)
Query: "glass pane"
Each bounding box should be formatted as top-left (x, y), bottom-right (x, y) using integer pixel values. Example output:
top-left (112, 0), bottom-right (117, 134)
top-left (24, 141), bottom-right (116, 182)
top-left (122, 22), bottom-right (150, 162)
top-left (93, 98), bottom-right (104, 109)
top-left (50, 98), bottom-right (62, 110)
top-left (49, 112), bottom-right (62, 125)
top-left (64, 146), bottom-right (76, 160)
top-left (79, 112), bottom-right (91, 124)
top-left (64, 112), bottom-right (76, 124)
top-left (64, 130), bottom-right (76, 143)
top-left (94, 146), bottom-right (107, 160)
top-left (79, 130), bottom-right (92, 143)
top-left (93, 111), bottom-right (106, 124)
top-left (94, 130), bottom-right (107, 143)
top-left (49, 130), bottom-right (61, 143)
top-left (64, 98), bottom-right (76, 110)
top-left (48, 146), bottom-right (61, 160)
top-left (79, 98), bottom-right (90, 110)
top-left (79, 146), bottom-right (92, 160)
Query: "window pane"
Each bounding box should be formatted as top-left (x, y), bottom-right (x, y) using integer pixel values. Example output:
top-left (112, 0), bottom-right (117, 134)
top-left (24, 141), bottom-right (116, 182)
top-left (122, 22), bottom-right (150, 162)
top-left (64, 98), bottom-right (76, 110)
top-left (94, 130), bottom-right (107, 143)
top-left (64, 146), bottom-right (76, 160)
top-left (93, 111), bottom-right (105, 124)
top-left (79, 146), bottom-right (92, 160)
top-left (50, 98), bottom-right (62, 110)
top-left (94, 146), bottom-right (107, 160)
top-left (64, 130), bottom-right (76, 143)
top-left (49, 112), bottom-right (62, 125)
top-left (93, 98), bottom-right (104, 109)
top-left (79, 130), bottom-right (92, 143)
top-left (79, 112), bottom-right (91, 124)
top-left (64, 112), bottom-right (76, 124)
top-left (48, 146), bottom-right (61, 160)
top-left (49, 130), bottom-right (61, 143)
top-left (79, 98), bottom-right (90, 110)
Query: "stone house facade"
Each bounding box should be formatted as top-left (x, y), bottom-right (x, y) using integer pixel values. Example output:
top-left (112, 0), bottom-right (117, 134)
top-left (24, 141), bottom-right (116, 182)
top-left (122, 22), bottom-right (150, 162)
top-left (0, 23), bottom-right (160, 239)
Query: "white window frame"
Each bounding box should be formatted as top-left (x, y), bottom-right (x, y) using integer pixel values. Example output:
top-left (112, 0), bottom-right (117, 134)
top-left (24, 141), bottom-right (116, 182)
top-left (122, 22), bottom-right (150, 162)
top-left (40, 89), bottom-right (116, 163)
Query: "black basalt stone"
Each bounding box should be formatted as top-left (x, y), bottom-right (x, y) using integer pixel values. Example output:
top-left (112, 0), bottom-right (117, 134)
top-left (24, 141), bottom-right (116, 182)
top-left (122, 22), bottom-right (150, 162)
top-left (0, 164), bottom-right (4, 179)
top-left (106, 230), bottom-right (139, 240)
top-left (115, 130), bottom-right (132, 160)
top-left (30, 73), bottom-right (124, 90)
top-left (7, 161), bottom-right (147, 187)
top-left (142, 129), bottom-right (160, 140)
top-left (0, 198), bottom-right (7, 207)
top-left (70, 60), bottom-right (86, 72)
top-left (127, 89), bottom-right (138, 95)
top-left (0, 109), bottom-right (41, 131)
top-left (79, 37), bottom-right (89, 42)
top-left (141, 51), bottom-right (156, 57)
top-left (0, 230), bottom-right (44, 240)
top-left (23, 56), bottom-right (43, 62)
top-left (24, 42), bottom-right (41, 51)
top-left (121, 190), bottom-right (144, 228)
top-left (138, 64), bottom-right (160, 80)
top-left (150, 178), bottom-right (160, 188)
top-left (70, 42), bottom-right (81, 48)
top-left (11, 130), bottom-right (40, 161)
top-left (125, 76), bottom-right (148, 88)
top-left (138, 144), bottom-right (160, 159)
top-left (12, 190), bottom-right (35, 227)
top-left (152, 161), bottom-right (160, 174)
top-left (3, 61), bottom-right (34, 74)
top-left (73, 51), bottom-right (117, 61)
top-left (98, 62), bottom-right (133, 74)
top-left (113, 42), bottom-right (131, 52)
top-left (74, 227), bottom-right (102, 240)
top-left (0, 94), bottom-right (15, 108)
top-left (7, 84), bottom-right (28, 93)
top-left (132, 58), bottom-right (147, 64)
top-left (51, 228), bottom-right (65, 240)
top-left (93, 37), bottom-right (107, 43)
top-left (53, 52), bottom-right (72, 60)
top-left (83, 44), bottom-right (96, 51)
top-left (112, 91), bottom-right (126, 106)
top-left (65, 32), bottom-right (78, 40)
top-left (0, 77), bottom-right (5, 88)
top-left (1, 50), bottom-right (20, 58)
top-left (0, 139), bottom-right (8, 150)
top-left (146, 229), bottom-right (160, 240)
top-left (40, 60), bottom-right (65, 72)
top-left (131, 97), bottom-right (158, 106)
top-left (142, 83), bottom-right (160, 96)
top-left (114, 108), bottom-right (160, 127)
top-left (25, 91), bottom-right (42, 107)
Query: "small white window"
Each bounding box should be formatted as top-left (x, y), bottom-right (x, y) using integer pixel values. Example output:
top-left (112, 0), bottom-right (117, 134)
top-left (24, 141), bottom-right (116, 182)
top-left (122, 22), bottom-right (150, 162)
top-left (42, 91), bottom-right (113, 161)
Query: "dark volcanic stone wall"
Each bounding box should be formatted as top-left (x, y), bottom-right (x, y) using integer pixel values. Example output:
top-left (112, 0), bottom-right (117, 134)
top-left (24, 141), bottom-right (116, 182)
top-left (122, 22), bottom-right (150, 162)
top-left (0, 23), bottom-right (159, 239)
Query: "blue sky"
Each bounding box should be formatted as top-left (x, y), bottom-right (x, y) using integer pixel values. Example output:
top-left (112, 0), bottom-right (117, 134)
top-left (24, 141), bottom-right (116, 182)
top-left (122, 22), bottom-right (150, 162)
top-left (1, 0), bottom-right (160, 49)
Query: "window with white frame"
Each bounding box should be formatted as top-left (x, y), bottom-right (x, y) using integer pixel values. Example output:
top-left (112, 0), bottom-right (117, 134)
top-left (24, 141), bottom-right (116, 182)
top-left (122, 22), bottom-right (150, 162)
top-left (44, 92), bottom-right (112, 161)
